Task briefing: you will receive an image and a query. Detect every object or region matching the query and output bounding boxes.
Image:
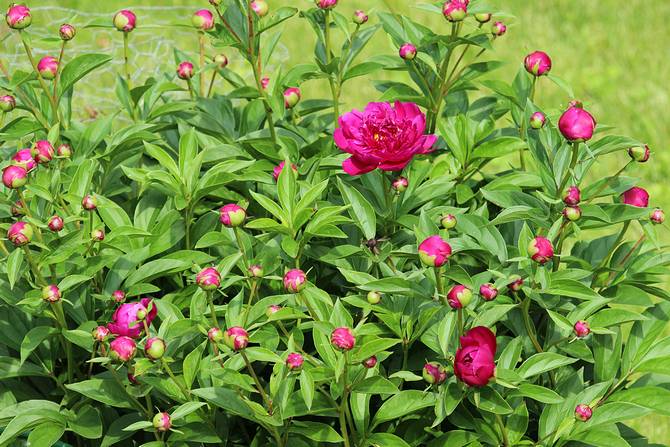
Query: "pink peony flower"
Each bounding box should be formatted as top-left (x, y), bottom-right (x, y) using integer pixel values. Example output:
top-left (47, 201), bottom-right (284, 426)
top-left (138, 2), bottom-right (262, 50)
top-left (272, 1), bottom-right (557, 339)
top-left (558, 106), bottom-right (596, 142)
top-left (353, 10), bottom-right (368, 25)
top-left (447, 285), bottom-right (472, 309)
top-left (441, 214), bottom-right (457, 230)
top-left (621, 187), bottom-right (649, 208)
top-left (144, 337), bottom-right (166, 360)
top-left (334, 101), bottom-right (436, 175)
top-left (59, 23), bottom-right (76, 40)
top-left (177, 61), bottom-right (194, 80)
top-left (110, 336), bottom-right (137, 362)
top-left (398, 43), bottom-right (417, 60)
top-left (192, 9), bottom-right (214, 30)
top-left (32, 140), bottom-right (55, 164)
top-left (42, 284), bottom-right (61, 302)
top-left (0, 95), bottom-right (16, 112)
top-left (442, 1), bottom-right (467, 22)
top-left (315, 0), bottom-right (338, 9)
top-left (530, 111), bottom-right (546, 129)
top-left (37, 57), bottom-right (58, 80)
top-left (92, 325), bottom-right (110, 342)
top-left (574, 320), bottom-right (590, 338)
top-left (112, 290), bottom-right (126, 303)
top-left (272, 161), bottom-right (298, 181)
top-left (5, 4), bottom-right (31, 29)
top-left (286, 352), bottom-right (304, 371)
top-left (153, 412), bottom-right (172, 432)
top-left (423, 361), bottom-right (447, 385)
top-left (528, 236), bottom-right (554, 265)
top-left (196, 267), bottom-right (221, 290)
top-left (362, 356), bottom-right (377, 368)
top-left (283, 87), bottom-right (301, 109)
top-left (2, 165), bottom-right (27, 189)
top-left (224, 326), bottom-right (249, 351)
top-left (574, 404), bottom-right (592, 422)
top-left (8, 221), bottom-right (33, 246)
top-left (563, 185), bottom-right (581, 206)
top-left (650, 208), bottom-right (665, 225)
top-left (418, 235), bottom-right (452, 267)
top-left (454, 326), bottom-right (496, 387)
top-left (219, 204), bottom-right (246, 227)
top-left (331, 327), bottom-right (355, 351)
top-left (251, 0), bottom-right (269, 16)
top-left (284, 269), bottom-right (307, 293)
top-left (107, 298), bottom-right (157, 338)
top-left (524, 51), bottom-right (552, 76)
top-left (491, 21), bottom-right (507, 36)
top-left (479, 283), bottom-right (498, 301)
top-left (628, 145), bottom-right (650, 163)
top-left (113, 10), bottom-right (136, 32)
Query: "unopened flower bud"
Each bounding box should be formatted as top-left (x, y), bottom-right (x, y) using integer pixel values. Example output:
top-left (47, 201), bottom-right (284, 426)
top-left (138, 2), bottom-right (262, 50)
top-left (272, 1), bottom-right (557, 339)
top-left (13, 149), bottom-right (36, 171)
top-left (248, 264), bottom-right (263, 278)
top-left (315, 0), bottom-right (338, 10)
top-left (91, 228), bottom-right (105, 241)
top-left (530, 111), bottom-right (546, 129)
top-left (208, 327), bottom-right (224, 343)
top-left (266, 305), bottom-right (281, 318)
top-left (92, 325), bottom-right (110, 342)
top-left (153, 412), bottom-right (172, 432)
top-left (42, 284), bottom-right (61, 302)
top-left (2, 165), bottom-right (27, 189)
top-left (110, 336), bottom-right (137, 362)
top-left (353, 10), bottom-right (368, 25)
top-left (192, 9), bottom-right (214, 30)
top-left (563, 206), bottom-right (582, 222)
top-left (59, 23), bottom-right (76, 40)
top-left (491, 21), bottom-right (507, 36)
top-left (286, 352), bottom-right (304, 371)
top-left (112, 290), bottom-right (126, 303)
top-left (559, 106), bottom-right (596, 142)
top-left (272, 161), bottom-right (298, 181)
top-left (8, 221), bottom-right (33, 246)
top-left (423, 361), bottom-right (447, 385)
top-left (418, 235), bottom-right (452, 267)
top-left (196, 267), bottom-right (221, 290)
top-left (261, 76), bottom-right (270, 89)
top-left (508, 275), bottom-right (524, 292)
top-left (284, 269), bottom-right (306, 293)
top-left (48, 215), bottom-right (64, 232)
top-left (6, 4), bottom-right (31, 29)
top-left (628, 145), bottom-right (650, 163)
top-left (563, 185), bottom-right (581, 206)
top-left (362, 356), bottom-right (377, 368)
top-left (37, 56), bottom-right (58, 80)
top-left (224, 326), bottom-right (249, 351)
top-left (622, 187), bottom-right (649, 208)
top-left (144, 337), bottom-right (166, 360)
top-left (574, 404), bottom-right (592, 422)
top-left (441, 214), bottom-right (457, 230)
top-left (219, 204), bottom-right (246, 227)
top-left (11, 200), bottom-right (24, 217)
top-left (474, 13), bottom-right (491, 23)
top-left (528, 236), bottom-right (554, 265)
top-left (399, 43), bottom-right (417, 60)
top-left (331, 327), bottom-right (355, 351)
top-left (0, 95), bottom-right (16, 112)
top-left (447, 285), bottom-right (472, 309)
top-left (82, 194), bottom-right (97, 210)
top-left (251, 0), bottom-right (269, 16)
top-left (57, 143), bottom-right (72, 158)
top-left (442, 1), bottom-right (467, 22)
top-left (177, 61), bottom-right (194, 80)
top-left (524, 51), bottom-right (552, 76)
top-left (574, 320), bottom-right (590, 338)
top-left (479, 283), bottom-right (498, 301)
top-left (32, 140), bottom-right (55, 164)
top-left (283, 87), bottom-right (301, 109)
top-left (650, 208), bottom-right (665, 225)
top-left (213, 53), bottom-right (228, 68)
top-left (113, 10), bottom-right (136, 32)
top-left (367, 291), bottom-right (381, 305)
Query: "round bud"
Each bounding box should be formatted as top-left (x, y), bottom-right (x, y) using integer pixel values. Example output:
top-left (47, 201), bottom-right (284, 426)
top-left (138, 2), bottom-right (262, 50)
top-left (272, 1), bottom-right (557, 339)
top-left (418, 235), bottom-right (452, 267)
top-left (2, 165), bottom-right (28, 189)
top-left (283, 87), bottom-right (301, 109)
top-left (42, 284), bottom-right (61, 302)
top-left (177, 61), bottom-right (194, 80)
top-left (441, 214), bottom-right (457, 230)
top-left (353, 10), bottom-right (368, 25)
top-left (7, 221), bottom-right (33, 246)
top-left (32, 140), bottom-right (55, 164)
top-left (331, 327), bottom-right (355, 351)
top-left (442, 1), bottom-right (467, 22)
top-left (82, 194), bottom-right (97, 211)
top-left (48, 215), bottom-right (64, 232)
top-left (391, 176), bottom-right (408, 192)
top-left (284, 269), bottom-right (307, 293)
top-left (208, 327), bottom-right (224, 343)
top-left (112, 290), bottom-right (126, 303)
top-left (474, 13), bottom-right (491, 23)
top-left (37, 56), bottom-right (59, 80)
top-left (0, 95), bottom-right (16, 112)
top-left (110, 336), bottom-right (137, 362)
top-left (367, 291), bottom-right (382, 305)
top-left (563, 185), bottom-right (581, 206)
top-left (113, 10), bottom-right (136, 32)
top-left (145, 337), bottom-right (166, 360)
top-left (574, 404), bottom-right (592, 422)
top-left (508, 275), bottom-right (524, 292)
top-left (423, 361), bottom-right (447, 385)
top-left (491, 21), bottom-right (507, 36)
top-left (57, 143), bottom-right (72, 158)
top-left (224, 326), bottom-right (249, 351)
top-left (6, 4), bottom-right (32, 29)
top-left (59, 23), bottom-right (76, 40)
top-left (528, 236), bottom-right (554, 265)
top-left (272, 161), bottom-right (298, 181)
top-left (479, 283), bottom-right (498, 301)
top-left (92, 325), bottom-right (110, 342)
top-left (628, 145), bottom-right (650, 163)
top-left (399, 43), bottom-right (417, 60)
top-left (529, 111), bottom-right (546, 129)
top-left (12, 149), bottom-right (37, 171)
top-left (219, 204), bottom-right (246, 227)
top-left (213, 53), bottom-right (228, 68)
top-left (447, 285), bottom-right (472, 309)
top-left (524, 51), bottom-right (552, 77)
top-left (196, 267), bottom-right (221, 290)
top-left (562, 206), bottom-right (582, 222)
top-left (574, 320), bottom-right (590, 338)
top-left (153, 412), bottom-right (172, 432)
top-left (261, 76), bottom-right (270, 89)
top-left (362, 356), bottom-right (377, 368)
top-left (286, 352), bottom-right (304, 371)
top-left (315, 0), bottom-right (338, 9)
top-left (91, 229), bottom-right (105, 242)
top-left (651, 208), bottom-right (665, 225)
top-left (192, 9), bottom-right (214, 31)
top-left (248, 264), bottom-right (264, 278)
top-left (250, 0), bottom-right (269, 17)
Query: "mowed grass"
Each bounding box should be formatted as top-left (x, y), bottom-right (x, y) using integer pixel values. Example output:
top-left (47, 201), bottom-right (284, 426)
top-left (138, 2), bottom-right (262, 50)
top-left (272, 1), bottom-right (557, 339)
top-left (6, 0), bottom-right (670, 443)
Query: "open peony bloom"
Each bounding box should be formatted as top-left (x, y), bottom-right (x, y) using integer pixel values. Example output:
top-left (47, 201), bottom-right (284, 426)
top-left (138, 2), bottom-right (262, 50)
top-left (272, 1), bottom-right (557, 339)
top-left (334, 101), bottom-right (436, 176)
top-left (12, 149), bottom-right (37, 171)
top-left (113, 10), bottom-right (136, 32)
top-left (454, 326), bottom-right (496, 387)
top-left (423, 361), bottom-right (447, 385)
top-left (418, 235), bottom-right (452, 267)
top-left (528, 236), bottom-right (554, 265)
top-left (108, 298), bottom-right (157, 338)
top-left (524, 51), bottom-right (552, 76)
top-left (110, 336), bottom-right (137, 362)
top-left (6, 4), bottom-right (31, 29)
top-left (447, 285), bottom-right (472, 309)
top-left (558, 106), bottom-right (596, 142)
top-left (192, 9), bottom-right (214, 30)
top-left (331, 327), bottom-right (355, 351)
top-left (621, 187), bottom-right (649, 208)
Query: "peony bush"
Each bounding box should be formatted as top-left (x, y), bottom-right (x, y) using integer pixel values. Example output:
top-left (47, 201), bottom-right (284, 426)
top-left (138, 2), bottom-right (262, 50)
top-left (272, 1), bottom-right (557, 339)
top-left (0, 0), bottom-right (668, 446)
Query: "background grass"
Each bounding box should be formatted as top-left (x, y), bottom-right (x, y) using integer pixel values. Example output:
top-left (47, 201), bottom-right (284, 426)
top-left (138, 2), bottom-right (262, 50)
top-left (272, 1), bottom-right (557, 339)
top-left (2, 0), bottom-right (669, 443)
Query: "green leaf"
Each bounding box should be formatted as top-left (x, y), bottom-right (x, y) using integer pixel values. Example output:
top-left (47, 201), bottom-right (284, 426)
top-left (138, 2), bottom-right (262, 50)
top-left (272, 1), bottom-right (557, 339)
top-left (475, 387), bottom-right (513, 414)
top-left (58, 53), bottom-right (112, 98)
top-left (20, 326), bottom-right (58, 365)
top-left (366, 433), bottom-right (411, 447)
top-left (299, 369), bottom-right (314, 410)
top-left (26, 422), bottom-right (66, 447)
top-left (351, 338), bottom-right (401, 363)
top-left (183, 341), bottom-right (206, 390)
top-left (6, 248), bottom-right (23, 290)
top-left (66, 379), bottom-right (136, 409)
top-left (337, 178), bottom-right (377, 240)
top-left (352, 376), bottom-right (399, 395)
top-left (471, 136), bottom-right (527, 159)
top-left (545, 278), bottom-right (603, 300)
top-left (516, 352), bottom-right (577, 379)
top-left (510, 383), bottom-right (564, 404)
top-left (290, 421), bottom-right (343, 443)
top-left (372, 390), bottom-right (436, 425)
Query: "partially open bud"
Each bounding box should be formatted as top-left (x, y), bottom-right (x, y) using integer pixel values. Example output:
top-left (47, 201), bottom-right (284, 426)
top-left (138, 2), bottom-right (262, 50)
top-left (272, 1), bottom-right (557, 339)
top-left (574, 404), bottom-right (592, 422)
top-left (91, 228), bottom-right (105, 242)
top-left (392, 176), bottom-right (408, 192)
top-left (37, 56), bottom-right (58, 80)
top-left (42, 284), bottom-right (61, 302)
top-left (529, 111), bottom-right (546, 129)
top-left (261, 76), bottom-right (270, 89)
top-left (13, 149), bottom-right (37, 171)
top-left (248, 264), bottom-right (263, 278)
top-left (447, 285), bottom-right (472, 309)
top-left (508, 275), bottom-right (524, 292)
top-left (112, 290), bottom-right (126, 303)
top-left (57, 143), bottom-right (72, 158)
top-left (574, 320), bottom-right (590, 338)
top-left (399, 43), bottom-right (417, 60)
top-left (0, 95), bottom-right (16, 112)
top-left (651, 208), bottom-right (665, 225)
top-left (177, 61), bottom-right (194, 80)
top-left (32, 140), bottom-right (55, 164)
top-left (192, 9), bottom-right (214, 30)
top-left (367, 291), bottom-right (382, 305)
top-left (48, 215), bottom-right (64, 232)
top-left (528, 236), bottom-right (554, 265)
top-left (559, 106), bottom-right (596, 142)
top-left (441, 214), bottom-right (457, 230)
top-left (6, 4), bottom-right (31, 29)
top-left (621, 186), bottom-right (649, 208)
top-left (442, 1), bottom-right (467, 22)
top-left (2, 165), bottom-right (27, 189)
top-left (92, 325), bottom-right (110, 342)
top-left (113, 10), bottom-right (137, 32)
top-left (213, 53), bottom-right (228, 68)
top-left (224, 326), bottom-right (249, 351)
top-left (110, 336), bottom-right (137, 362)
top-left (283, 87), bottom-right (301, 109)
top-left (266, 305), bottom-right (281, 318)
top-left (423, 361), bottom-right (447, 385)
top-left (418, 235), bottom-right (452, 267)
top-left (59, 23), bottom-right (76, 40)
top-left (331, 327), bottom-right (355, 351)
top-left (208, 327), bottom-right (224, 343)
top-left (8, 221), bottom-right (33, 246)
top-left (628, 145), bottom-right (650, 163)
top-left (363, 356), bottom-right (377, 368)
top-left (474, 13), bottom-right (491, 23)
top-left (491, 21), bottom-right (507, 36)
top-left (251, 0), bottom-right (269, 16)
top-left (315, 0), bottom-right (338, 9)
top-left (479, 283), bottom-right (498, 301)
top-left (524, 51), bottom-right (552, 76)
top-left (196, 267), bottom-right (221, 290)
top-left (144, 337), bottom-right (166, 360)
top-left (82, 194), bottom-right (97, 210)
top-left (286, 352), bottom-right (304, 371)
top-left (284, 269), bottom-right (307, 293)
top-left (153, 412), bottom-right (172, 432)
top-left (272, 161), bottom-right (298, 181)
top-left (563, 185), bottom-right (581, 206)
top-left (353, 10), bottom-right (368, 25)
top-left (219, 204), bottom-right (246, 227)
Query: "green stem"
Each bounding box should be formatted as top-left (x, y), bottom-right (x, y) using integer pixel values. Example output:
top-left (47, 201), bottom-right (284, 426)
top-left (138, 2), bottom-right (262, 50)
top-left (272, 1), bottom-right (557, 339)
top-left (20, 32), bottom-right (59, 124)
top-left (184, 205), bottom-right (192, 249)
top-left (323, 10), bottom-right (339, 123)
top-left (186, 79), bottom-right (196, 100)
top-left (457, 308), bottom-right (464, 338)
top-left (298, 291), bottom-right (319, 322)
top-left (552, 221), bottom-right (569, 272)
top-left (583, 161), bottom-right (632, 205)
top-left (496, 415), bottom-right (510, 447)
top-left (207, 70), bottom-right (217, 98)
top-left (16, 190), bottom-right (44, 244)
top-left (434, 267), bottom-right (444, 301)
top-left (207, 290), bottom-right (219, 327)
top-left (428, 23), bottom-right (458, 133)
top-left (241, 351), bottom-right (273, 412)
top-left (161, 359), bottom-right (190, 401)
top-left (108, 365), bottom-right (148, 415)
top-left (22, 245), bottom-right (46, 286)
top-left (123, 32), bottom-right (131, 86)
top-left (557, 141), bottom-right (581, 198)
top-left (339, 352), bottom-right (351, 447)
top-left (233, 226), bottom-right (250, 268)
top-left (199, 33), bottom-right (206, 95)
top-left (241, 279), bottom-right (259, 327)
top-left (52, 300), bottom-right (74, 382)
top-left (521, 297), bottom-right (543, 353)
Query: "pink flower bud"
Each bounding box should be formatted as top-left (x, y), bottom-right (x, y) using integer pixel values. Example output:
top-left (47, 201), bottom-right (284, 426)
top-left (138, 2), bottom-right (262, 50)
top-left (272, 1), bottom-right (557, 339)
top-left (574, 404), bottom-right (592, 422)
top-left (8, 221), bottom-right (33, 246)
top-left (177, 61), bottom-right (194, 80)
top-left (266, 305), bottom-right (281, 318)
top-left (563, 185), bottom-right (581, 206)
top-left (153, 412), bottom-right (172, 432)
top-left (32, 140), bottom-right (55, 164)
top-left (286, 352), bottom-right (304, 371)
top-left (353, 10), bottom-right (368, 25)
top-left (479, 283), bottom-right (498, 301)
top-left (474, 13), bottom-right (491, 23)
top-left (37, 56), bottom-right (58, 80)
top-left (108, 298), bottom-right (157, 338)
top-left (42, 284), bottom-right (61, 302)
top-left (628, 145), bottom-right (650, 163)
top-left (2, 165), bottom-right (27, 189)
top-left (192, 9), bottom-right (214, 30)
top-left (423, 361), bottom-right (447, 385)
top-left (272, 161), bottom-right (298, 181)
top-left (248, 264), bottom-right (263, 278)
top-left (196, 267), bottom-right (221, 290)
top-left (82, 194), bottom-right (97, 210)
top-left (391, 176), bottom-right (408, 192)
top-left (528, 236), bottom-right (554, 265)
top-left (491, 21), bottom-right (507, 36)
top-left (213, 54), bottom-right (228, 68)
top-left (110, 336), bottom-right (137, 362)
top-left (261, 76), bottom-right (270, 89)
top-left (562, 206), bottom-right (582, 222)
top-left (529, 111), bottom-right (546, 129)
top-left (284, 269), bottom-right (307, 293)
top-left (0, 95), bottom-right (16, 112)
top-left (113, 10), bottom-right (136, 32)
top-left (442, 1), bottom-right (467, 22)
top-left (208, 327), bottom-right (224, 342)
top-left (127, 370), bottom-right (138, 384)
top-left (6, 4), bottom-right (31, 29)
top-left (315, 0), bottom-right (338, 9)
top-left (441, 214), bottom-right (457, 230)
top-left (367, 291), bottom-right (381, 305)
top-left (621, 187), bottom-right (649, 208)
top-left (558, 106), bottom-right (596, 142)
top-left (145, 337), bottom-right (166, 360)
top-left (59, 23), bottom-right (76, 40)
top-left (92, 325), bottom-right (110, 342)
top-left (524, 51), bottom-right (552, 76)
top-left (330, 327), bottom-right (355, 351)
top-left (57, 143), bottom-right (72, 158)
top-left (509, 275), bottom-right (524, 292)
top-left (47, 215), bottom-right (64, 232)
top-left (418, 235), bottom-right (452, 267)
top-left (12, 149), bottom-right (37, 171)
top-left (136, 307), bottom-right (147, 321)
top-left (219, 203), bottom-right (246, 227)
top-left (574, 320), bottom-right (590, 338)
top-left (91, 229), bottom-right (105, 241)
top-left (224, 326), bottom-right (249, 351)
top-left (362, 356), bottom-right (377, 368)
top-left (447, 285), bottom-right (472, 309)
top-left (251, 0), bottom-right (269, 16)
top-left (283, 87), bottom-right (301, 109)
top-left (112, 290), bottom-right (126, 303)
top-left (651, 208), bottom-right (665, 225)
top-left (399, 43), bottom-right (417, 60)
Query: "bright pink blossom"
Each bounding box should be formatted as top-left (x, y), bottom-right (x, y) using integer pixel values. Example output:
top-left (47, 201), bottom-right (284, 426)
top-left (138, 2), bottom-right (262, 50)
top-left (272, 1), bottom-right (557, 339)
top-left (454, 326), bottom-right (496, 387)
top-left (558, 106), bottom-right (596, 142)
top-left (284, 269), bottom-right (307, 293)
top-left (32, 140), bottom-right (54, 164)
top-left (2, 165), bottom-right (27, 188)
top-left (8, 221), bottom-right (32, 246)
top-left (622, 187), bottom-right (649, 208)
top-left (331, 327), bottom-right (355, 351)
top-left (6, 4), bottom-right (31, 29)
top-left (479, 283), bottom-right (498, 301)
top-left (219, 204), bottom-right (246, 227)
top-left (108, 298), bottom-right (157, 338)
top-left (196, 267), bottom-right (221, 290)
top-left (37, 57), bottom-right (58, 80)
top-left (418, 235), bottom-right (452, 267)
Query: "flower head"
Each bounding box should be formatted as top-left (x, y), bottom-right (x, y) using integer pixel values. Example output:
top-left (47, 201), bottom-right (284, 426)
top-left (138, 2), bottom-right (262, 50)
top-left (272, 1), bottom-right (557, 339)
top-left (0, 95), bottom-right (16, 112)
top-left (108, 298), bottom-right (157, 338)
top-left (423, 361), bottom-right (447, 385)
top-left (398, 43), bottom-right (417, 60)
top-left (113, 10), bottom-right (136, 32)
top-left (454, 326), bottom-right (496, 387)
top-left (563, 185), bottom-right (581, 206)
top-left (628, 145), bottom-right (650, 163)
top-left (509, 275), bottom-right (524, 292)
top-left (266, 305), bottom-right (282, 318)
top-left (42, 284), bottom-right (61, 302)
top-left (367, 291), bottom-right (382, 305)
top-left (479, 283), bottom-right (498, 301)
top-left (574, 320), bottom-right (590, 338)
top-left (331, 327), bottom-right (355, 351)
top-left (286, 352), bottom-right (304, 371)
top-left (153, 412), bottom-right (172, 432)
top-left (284, 269), bottom-right (307, 293)
top-left (6, 4), bottom-right (31, 29)
top-left (418, 235), bottom-right (452, 267)
top-left (524, 51), bottom-right (552, 76)
top-left (491, 21), bottom-right (507, 36)
top-left (335, 101), bottom-right (436, 175)
top-left (37, 56), bottom-right (58, 80)
top-left (353, 10), bottom-right (368, 25)
top-left (272, 161), bottom-right (298, 181)
top-left (441, 214), bottom-right (457, 230)
top-left (8, 221), bottom-right (32, 246)
top-left (362, 356), bottom-right (377, 368)
top-left (82, 194), bottom-right (97, 210)
top-left (145, 337), bottom-right (166, 360)
top-left (284, 87), bottom-right (301, 109)
top-left (32, 140), bottom-right (55, 164)
top-left (315, 0), bottom-right (338, 9)
top-left (59, 23), bottom-right (76, 40)
top-left (219, 204), bottom-right (246, 227)
top-left (474, 13), bottom-right (491, 23)
top-left (213, 54), bottom-right (228, 68)
top-left (575, 404), bottom-right (592, 422)
top-left (251, 0), bottom-right (269, 16)
top-left (110, 336), bottom-right (137, 362)
top-left (224, 326), bottom-right (249, 351)
top-left (261, 76), bottom-right (270, 89)
top-left (112, 290), bottom-right (126, 303)
top-left (248, 264), bottom-right (263, 278)
top-left (442, 1), bottom-right (467, 22)
top-left (651, 208), bottom-right (665, 225)
top-left (92, 325), bottom-right (110, 342)
top-left (208, 327), bottom-right (224, 343)
top-left (447, 285), bottom-right (472, 309)
top-left (2, 165), bottom-right (27, 189)
top-left (622, 187), bottom-right (649, 208)
top-left (563, 206), bottom-right (582, 222)
top-left (192, 9), bottom-right (214, 30)
top-left (528, 236), bottom-right (554, 265)
top-left (559, 106), bottom-right (596, 142)
top-left (47, 215), bottom-right (63, 233)
top-left (196, 267), bottom-right (221, 290)
top-left (177, 61), bottom-right (194, 80)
